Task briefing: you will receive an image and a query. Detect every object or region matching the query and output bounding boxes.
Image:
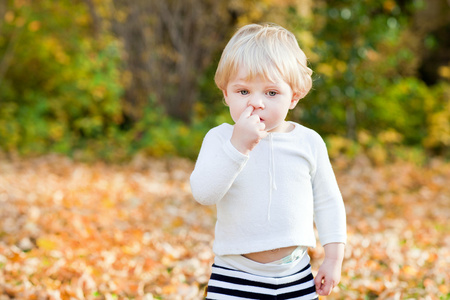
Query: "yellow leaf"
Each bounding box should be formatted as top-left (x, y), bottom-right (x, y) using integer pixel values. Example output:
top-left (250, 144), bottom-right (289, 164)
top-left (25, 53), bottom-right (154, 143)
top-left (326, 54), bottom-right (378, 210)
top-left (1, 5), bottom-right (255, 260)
top-left (402, 265), bottom-right (417, 276)
top-left (28, 21), bottom-right (40, 32)
top-left (37, 238), bottom-right (58, 251)
top-left (171, 216), bottom-right (184, 228)
top-left (162, 284), bottom-right (176, 294)
top-left (5, 11), bottom-right (14, 23)
top-left (438, 284), bottom-right (449, 294)
top-left (316, 63), bottom-right (333, 77)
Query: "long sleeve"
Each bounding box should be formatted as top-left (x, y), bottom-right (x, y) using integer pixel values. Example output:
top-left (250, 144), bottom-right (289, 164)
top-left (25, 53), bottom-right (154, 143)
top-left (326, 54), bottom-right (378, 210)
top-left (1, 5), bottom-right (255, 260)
top-left (190, 122), bottom-right (346, 255)
top-left (311, 135), bottom-right (347, 246)
top-left (190, 125), bottom-right (249, 206)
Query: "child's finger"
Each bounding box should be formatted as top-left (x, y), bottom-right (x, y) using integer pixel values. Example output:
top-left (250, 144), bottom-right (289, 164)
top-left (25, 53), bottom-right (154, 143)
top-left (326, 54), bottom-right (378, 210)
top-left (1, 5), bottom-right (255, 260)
top-left (258, 122), bottom-right (266, 131)
top-left (315, 275), bottom-right (333, 296)
top-left (314, 274), bottom-right (323, 293)
top-left (314, 273), bottom-right (326, 296)
top-left (314, 272), bottom-right (323, 288)
top-left (240, 105), bottom-right (255, 119)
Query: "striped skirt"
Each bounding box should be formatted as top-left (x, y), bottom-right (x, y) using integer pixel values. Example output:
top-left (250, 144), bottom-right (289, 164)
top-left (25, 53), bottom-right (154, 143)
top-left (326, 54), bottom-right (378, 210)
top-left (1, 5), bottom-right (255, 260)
top-left (205, 263), bottom-right (318, 300)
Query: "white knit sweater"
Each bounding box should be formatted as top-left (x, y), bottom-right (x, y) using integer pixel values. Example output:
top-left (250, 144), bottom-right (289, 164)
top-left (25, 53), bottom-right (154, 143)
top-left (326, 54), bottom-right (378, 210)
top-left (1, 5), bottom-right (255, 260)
top-left (190, 122), bottom-right (346, 256)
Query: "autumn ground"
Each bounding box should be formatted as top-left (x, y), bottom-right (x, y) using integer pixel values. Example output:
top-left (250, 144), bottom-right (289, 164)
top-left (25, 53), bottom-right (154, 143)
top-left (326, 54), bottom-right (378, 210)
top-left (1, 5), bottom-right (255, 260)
top-left (0, 154), bottom-right (449, 300)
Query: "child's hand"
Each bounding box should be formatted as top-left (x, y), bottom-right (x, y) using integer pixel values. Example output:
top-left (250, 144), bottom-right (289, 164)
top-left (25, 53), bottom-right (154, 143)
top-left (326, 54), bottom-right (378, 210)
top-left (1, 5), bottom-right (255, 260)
top-left (230, 106), bottom-right (268, 155)
top-left (314, 257), bottom-right (342, 296)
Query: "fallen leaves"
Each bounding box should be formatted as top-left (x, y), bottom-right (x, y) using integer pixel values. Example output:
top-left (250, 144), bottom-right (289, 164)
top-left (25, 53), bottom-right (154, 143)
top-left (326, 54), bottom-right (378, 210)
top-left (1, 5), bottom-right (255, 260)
top-left (314, 155), bottom-right (450, 300)
top-left (0, 155), bottom-right (213, 299)
top-left (0, 154), bottom-right (448, 299)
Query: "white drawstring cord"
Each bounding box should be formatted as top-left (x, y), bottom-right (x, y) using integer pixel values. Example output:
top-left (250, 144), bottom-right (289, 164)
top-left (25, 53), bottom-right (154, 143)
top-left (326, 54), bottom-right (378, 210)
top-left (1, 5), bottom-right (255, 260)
top-left (268, 134), bottom-right (277, 221)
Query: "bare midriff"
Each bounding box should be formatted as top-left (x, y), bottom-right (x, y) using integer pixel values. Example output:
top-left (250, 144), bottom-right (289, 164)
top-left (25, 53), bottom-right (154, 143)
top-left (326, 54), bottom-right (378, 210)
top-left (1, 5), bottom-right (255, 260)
top-left (242, 245), bottom-right (298, 264)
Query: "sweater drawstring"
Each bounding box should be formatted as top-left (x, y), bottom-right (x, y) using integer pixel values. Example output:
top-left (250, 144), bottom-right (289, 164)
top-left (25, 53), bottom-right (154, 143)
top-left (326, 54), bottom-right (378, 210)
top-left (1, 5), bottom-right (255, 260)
top-left (268, 133), bottom-right (277, 221)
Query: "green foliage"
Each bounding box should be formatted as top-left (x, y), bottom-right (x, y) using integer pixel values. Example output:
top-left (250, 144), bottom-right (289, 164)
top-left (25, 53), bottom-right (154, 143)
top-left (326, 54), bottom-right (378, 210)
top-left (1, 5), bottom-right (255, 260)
top-left (292, 0), bottom-right (412, 135)
top-left (0, 0), bottom-right (123, 157)
top-left (0, 0), bottom-right (448, 162)
top-left (285, 0), bottom-right (450, 159)
top-left (369, 78), bottom-right (443, 145)
top-left (326, 129), bottom-right (429, 166)
top-left (128, 98), bottom-right (231, 160)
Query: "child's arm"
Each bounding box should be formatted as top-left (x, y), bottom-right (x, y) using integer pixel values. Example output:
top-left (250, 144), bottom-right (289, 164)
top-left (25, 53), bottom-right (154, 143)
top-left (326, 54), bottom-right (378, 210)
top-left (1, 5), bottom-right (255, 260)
top-left (314, 242), bottom-right (345, 296)
top-left (309, 133), bottom-right (346, 295)
top-left (229, 106), bottom-right (267, 155)
top-left (190, 106), bottom-right (266, 205)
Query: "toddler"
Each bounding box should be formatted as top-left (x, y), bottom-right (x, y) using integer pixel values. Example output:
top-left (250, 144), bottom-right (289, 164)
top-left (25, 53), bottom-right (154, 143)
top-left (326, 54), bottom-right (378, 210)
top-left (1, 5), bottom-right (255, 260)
top-left (191, 23), bottom-right (346, 299)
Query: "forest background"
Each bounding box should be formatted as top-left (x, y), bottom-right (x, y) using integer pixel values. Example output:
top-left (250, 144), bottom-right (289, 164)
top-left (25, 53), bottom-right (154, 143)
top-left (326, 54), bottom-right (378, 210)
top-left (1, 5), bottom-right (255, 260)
top-left (0, 0), bottom-right (449, 161)
top-left (0, 0), bottom-right (449, 299)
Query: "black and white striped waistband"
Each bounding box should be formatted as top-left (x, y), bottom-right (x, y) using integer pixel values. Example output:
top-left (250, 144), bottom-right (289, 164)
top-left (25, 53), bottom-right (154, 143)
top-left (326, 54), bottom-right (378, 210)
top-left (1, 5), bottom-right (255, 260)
top-left (206, 262), bottom-right (318, 300)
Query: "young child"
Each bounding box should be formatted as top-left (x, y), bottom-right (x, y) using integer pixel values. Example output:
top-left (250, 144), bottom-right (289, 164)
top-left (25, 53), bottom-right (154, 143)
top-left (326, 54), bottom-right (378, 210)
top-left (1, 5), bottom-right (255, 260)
top-left (190, 23), bottom-right (346, 299)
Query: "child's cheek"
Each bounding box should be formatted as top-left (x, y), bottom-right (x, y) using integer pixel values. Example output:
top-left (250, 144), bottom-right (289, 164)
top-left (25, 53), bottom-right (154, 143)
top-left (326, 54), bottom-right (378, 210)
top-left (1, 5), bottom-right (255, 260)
top-left (229, 108), bottom-right (240, 123)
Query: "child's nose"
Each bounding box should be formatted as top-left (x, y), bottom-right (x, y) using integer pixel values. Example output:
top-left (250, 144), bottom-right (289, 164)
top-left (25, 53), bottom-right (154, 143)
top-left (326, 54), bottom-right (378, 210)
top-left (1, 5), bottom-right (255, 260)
top-left (248, 95), bottom-right (265, 110)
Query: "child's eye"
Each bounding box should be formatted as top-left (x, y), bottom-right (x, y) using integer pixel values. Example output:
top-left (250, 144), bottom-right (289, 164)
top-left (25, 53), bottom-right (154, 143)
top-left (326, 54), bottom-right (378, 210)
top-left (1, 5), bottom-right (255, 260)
top-left (239, 90), bottom-right (249, 95)
top-left (267, 91), bottom-right (277, 96)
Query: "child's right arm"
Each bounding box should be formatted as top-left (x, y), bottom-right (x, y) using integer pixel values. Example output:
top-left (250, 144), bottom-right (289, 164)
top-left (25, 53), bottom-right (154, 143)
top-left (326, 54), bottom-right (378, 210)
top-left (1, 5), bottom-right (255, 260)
top-left (229, 106), bottom-right (267, 155)
top-left (190, 126), bottom-right (247, 205)
top-left (190, 106), bottom-right (267, 205)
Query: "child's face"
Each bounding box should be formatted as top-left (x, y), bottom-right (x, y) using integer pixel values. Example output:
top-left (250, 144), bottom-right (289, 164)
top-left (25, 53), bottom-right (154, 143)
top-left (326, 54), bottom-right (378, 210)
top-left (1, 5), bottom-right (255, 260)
top-left (223, 69), bottom-right (299, 133)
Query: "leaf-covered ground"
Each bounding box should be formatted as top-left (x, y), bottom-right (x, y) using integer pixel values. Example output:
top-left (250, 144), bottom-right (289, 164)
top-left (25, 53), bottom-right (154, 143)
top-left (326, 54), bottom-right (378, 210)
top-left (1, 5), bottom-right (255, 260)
top-left (0, 154), bottom-right (448, 299)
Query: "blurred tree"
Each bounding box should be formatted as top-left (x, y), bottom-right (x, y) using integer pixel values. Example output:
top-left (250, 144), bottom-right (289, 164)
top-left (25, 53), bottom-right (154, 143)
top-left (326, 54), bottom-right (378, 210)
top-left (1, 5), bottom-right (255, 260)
top-left (0, 0), bottom-right (23, 94)
top-left (89, 0), bottom-right (277, 124)
top-left (0, 0), bottom-right (448, 159)
top-left (411, 0), bottom-right (450, 85)
top-left (97, 0), bottom-right (230, 123)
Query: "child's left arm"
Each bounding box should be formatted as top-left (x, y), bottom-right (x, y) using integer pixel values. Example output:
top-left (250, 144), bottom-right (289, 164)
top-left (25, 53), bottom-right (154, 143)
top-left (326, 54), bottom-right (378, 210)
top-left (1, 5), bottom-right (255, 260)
top-left (309, 133), bottom-right (346, 296)
top-left (314, 242), bottom-right (345, 296)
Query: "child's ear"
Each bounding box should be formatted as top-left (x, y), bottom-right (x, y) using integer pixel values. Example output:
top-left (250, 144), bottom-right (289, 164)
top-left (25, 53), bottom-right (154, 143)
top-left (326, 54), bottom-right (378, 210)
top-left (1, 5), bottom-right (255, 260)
top-left (289, 92), bottom-right (301, 109)
top-left (222, 89), bottom-right (229, 106)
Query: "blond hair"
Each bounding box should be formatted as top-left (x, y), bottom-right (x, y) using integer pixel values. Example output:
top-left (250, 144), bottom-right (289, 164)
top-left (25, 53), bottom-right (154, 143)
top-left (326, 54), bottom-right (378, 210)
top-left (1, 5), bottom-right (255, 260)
top-left (215, 23), bottom-right (313, 99)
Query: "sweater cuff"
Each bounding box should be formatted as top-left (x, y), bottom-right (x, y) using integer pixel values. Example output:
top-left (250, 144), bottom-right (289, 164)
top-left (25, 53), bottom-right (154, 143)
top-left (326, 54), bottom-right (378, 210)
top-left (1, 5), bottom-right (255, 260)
top-left (223, 139), bottom-right (249, 165)
top-left (319, 233), bottom-right (347, 246)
